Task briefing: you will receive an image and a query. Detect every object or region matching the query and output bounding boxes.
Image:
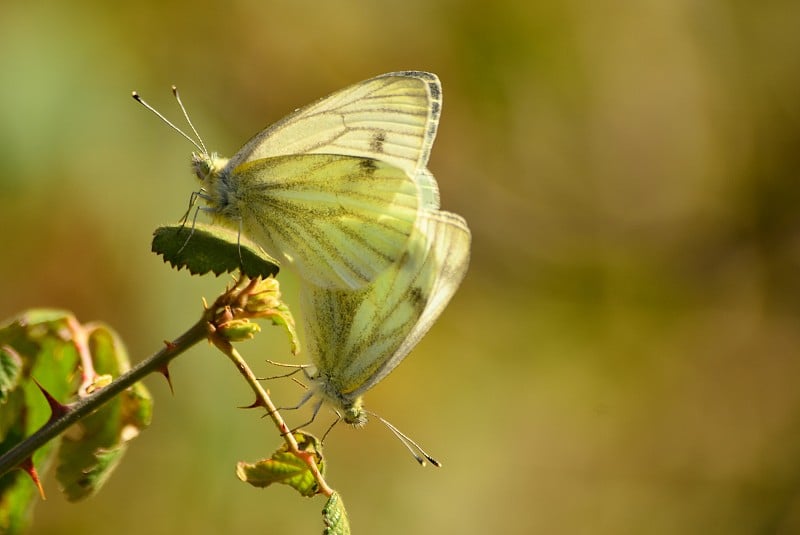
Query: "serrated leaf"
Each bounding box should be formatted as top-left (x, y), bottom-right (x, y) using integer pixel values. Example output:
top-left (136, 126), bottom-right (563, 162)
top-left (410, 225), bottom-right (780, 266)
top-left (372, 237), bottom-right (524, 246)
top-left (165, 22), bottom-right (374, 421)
top-left (236, 432), bottom-right (324, 497)
top-left (0, 309), bottom-right (83, 443)
top-left (323, 492), bottom-right (351, 535)
top-left (0, 309), bottom-right (73, 368)
top-left (56, 442), bottom-right (126, 500)
top-left (56, 324), bottom-right (153, 501)
top-left (0, 346), bottom-right (22, 404)
top-left (0, 309), bottom-right (83, 534)
top-left (0, 389), bottom-right (25, 448)
top-left (152, 223), bottom-right (280, 278)
top-left (0, 465), bottom-right (39, 535)
top-left (0, 310), bottom-right (153, 532)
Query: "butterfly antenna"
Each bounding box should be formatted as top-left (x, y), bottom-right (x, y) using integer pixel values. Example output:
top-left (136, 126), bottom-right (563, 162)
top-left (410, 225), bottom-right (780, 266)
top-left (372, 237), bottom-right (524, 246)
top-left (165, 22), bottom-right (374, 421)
top-left (372, 412), bottom-right (442, 467)
top-left (172, 85), bottom-right (208, 155)
top-left (131, 90), bottom-right (204, 153)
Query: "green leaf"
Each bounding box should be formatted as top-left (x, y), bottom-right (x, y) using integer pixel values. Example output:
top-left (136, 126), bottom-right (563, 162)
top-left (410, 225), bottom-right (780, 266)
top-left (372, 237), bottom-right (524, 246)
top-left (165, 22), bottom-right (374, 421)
top-left (55, 324), bottom-right (153, 501)
top-left (0, 310), bottom-right (153, 533)
top-left (235, 431), bottom-right (324, 497)
top-left (0, 464), bottom-right (38, 535)
top-left (152, 223), bottom-right (280, 279)
top-left (0, 346), bottom-right (22, 404)
top-left (0, 309), bottom-right (82, 534)
top-left (323, 492), bottom-right (351, 535)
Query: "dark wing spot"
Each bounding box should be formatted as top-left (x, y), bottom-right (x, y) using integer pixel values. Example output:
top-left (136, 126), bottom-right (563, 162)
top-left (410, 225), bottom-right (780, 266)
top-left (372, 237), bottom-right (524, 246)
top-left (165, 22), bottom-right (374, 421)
top-left (370, 131), bottom-right (387, 153)
top-left (408, 286), bottom-right (426, 309)
top-left (359, 158), bottom-right (378, 174)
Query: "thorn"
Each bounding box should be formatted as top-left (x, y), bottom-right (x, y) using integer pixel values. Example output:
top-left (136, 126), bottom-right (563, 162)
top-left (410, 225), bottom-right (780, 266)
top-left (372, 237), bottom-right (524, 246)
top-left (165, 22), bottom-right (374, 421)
top-left (20, 457), bottom-right (46, 500)
top-left (157, 364), bottom-right (174, 394)
top-left (163, 339), bottom-right (178, 351)
top-left (239, 399), bottom-right (265, 410)
top-left (32, 378), bottom-right (70, 421)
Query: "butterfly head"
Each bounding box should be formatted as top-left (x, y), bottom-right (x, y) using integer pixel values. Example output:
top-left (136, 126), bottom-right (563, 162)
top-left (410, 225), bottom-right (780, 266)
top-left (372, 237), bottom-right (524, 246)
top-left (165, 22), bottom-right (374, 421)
top-left (191, 152), bottom-right (228, 184)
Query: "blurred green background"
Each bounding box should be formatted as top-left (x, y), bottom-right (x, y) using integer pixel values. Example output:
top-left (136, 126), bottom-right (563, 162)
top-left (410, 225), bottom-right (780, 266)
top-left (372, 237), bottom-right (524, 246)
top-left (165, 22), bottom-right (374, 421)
top-left (2, 0), bottom-right (800, 533)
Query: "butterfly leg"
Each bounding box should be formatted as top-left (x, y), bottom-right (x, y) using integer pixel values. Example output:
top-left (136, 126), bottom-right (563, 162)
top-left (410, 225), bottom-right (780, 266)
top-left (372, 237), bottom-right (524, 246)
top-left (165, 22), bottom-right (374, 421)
top-left (287, 397), bottom-right (325, 432)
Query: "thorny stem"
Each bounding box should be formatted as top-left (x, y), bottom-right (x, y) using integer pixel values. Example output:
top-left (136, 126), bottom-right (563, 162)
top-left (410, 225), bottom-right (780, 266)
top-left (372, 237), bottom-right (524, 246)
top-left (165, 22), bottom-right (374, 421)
top-left (0, 311), bottom-right (212, 476)
top-left (208, 276), bottom-right (332, 496)
top-left (211, 338), bottom-right (333, 497)
top-left (0, 276), bottom-right (332, 498)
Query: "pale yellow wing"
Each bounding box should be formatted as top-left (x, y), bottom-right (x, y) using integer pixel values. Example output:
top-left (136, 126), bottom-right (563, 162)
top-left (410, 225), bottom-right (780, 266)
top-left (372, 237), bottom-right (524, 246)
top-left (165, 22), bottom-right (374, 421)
top-left (358, 210), bottom-right (470, 390)
top-left (300, 209), bottom-right (471, 405)
top-left (224, 71), bottom-right (442, 181)
top-left (206, 154), bottom-right (421, 290)
top-left (414, 168), bottom-right (441, 211)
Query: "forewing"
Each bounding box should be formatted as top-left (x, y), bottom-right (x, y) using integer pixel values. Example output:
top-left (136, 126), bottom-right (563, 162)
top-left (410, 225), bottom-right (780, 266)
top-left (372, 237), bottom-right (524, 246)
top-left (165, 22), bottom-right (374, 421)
top-left (226, 71), bottom-right (442, 180)
top-left (229, 154), bottom-right (420, 290)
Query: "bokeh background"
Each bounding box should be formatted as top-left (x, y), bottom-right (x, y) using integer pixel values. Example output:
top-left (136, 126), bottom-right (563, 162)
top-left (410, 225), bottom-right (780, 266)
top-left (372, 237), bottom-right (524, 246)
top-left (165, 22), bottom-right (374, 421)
top-left (2, 1), bottom-right (800, 533)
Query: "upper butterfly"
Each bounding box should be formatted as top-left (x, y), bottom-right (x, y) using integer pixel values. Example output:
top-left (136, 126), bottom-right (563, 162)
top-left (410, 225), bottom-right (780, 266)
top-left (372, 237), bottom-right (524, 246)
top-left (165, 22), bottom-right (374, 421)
top-left (134, 71), bottom-right (443, 290)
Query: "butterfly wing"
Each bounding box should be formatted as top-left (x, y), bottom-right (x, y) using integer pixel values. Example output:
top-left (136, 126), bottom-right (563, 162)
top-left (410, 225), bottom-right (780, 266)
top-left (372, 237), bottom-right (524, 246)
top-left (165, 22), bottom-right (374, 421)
top-left (211, 153), bottom-right (421, 290)
top-left (300, 209), bottom-right (471, 404)
top-left (354, 210), bottom-right (471, 392)
top-left (211, 72), bottom-right (445, 289)
top-left (414, 168), bottom-right (441, 211)
top-left (225, 71), bottom-right (442, 181)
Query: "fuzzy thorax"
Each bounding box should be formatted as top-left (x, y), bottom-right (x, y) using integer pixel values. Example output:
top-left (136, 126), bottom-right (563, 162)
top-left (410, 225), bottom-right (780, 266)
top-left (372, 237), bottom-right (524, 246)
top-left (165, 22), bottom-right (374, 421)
top-left (190, 152), bottom-right (239, 219)
top-left (312, 372), bottom-right (369, 428)
top-left (341, 398), bottom-right (368, 428)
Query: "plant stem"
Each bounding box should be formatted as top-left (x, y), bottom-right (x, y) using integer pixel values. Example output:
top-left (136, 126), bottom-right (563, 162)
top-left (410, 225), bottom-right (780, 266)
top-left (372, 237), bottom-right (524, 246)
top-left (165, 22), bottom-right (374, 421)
top-left (0, 313), bottom-right (211, 476)
top-left (214, 340), bottom-right (333, 496)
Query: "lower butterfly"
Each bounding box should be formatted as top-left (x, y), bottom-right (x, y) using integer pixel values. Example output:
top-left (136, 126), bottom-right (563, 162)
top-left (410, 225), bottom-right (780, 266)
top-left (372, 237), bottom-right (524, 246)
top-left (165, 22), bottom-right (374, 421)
top-left (297, 209), bottom-right (471, 465)
top-left (134, 71), bottom-right (443, 290)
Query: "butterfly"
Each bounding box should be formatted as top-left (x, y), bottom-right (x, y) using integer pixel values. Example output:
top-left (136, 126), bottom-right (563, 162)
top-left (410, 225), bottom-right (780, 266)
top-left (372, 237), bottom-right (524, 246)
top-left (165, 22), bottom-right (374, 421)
top-left (135, 71), bottom-right (443, 290)
top-left (298, 208), bottom-right (471, 445)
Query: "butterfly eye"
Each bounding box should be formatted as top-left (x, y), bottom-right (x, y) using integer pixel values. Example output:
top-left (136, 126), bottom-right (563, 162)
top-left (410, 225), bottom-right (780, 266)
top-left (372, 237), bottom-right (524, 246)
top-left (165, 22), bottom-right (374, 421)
top-left (191, 153), bottom-right (212, 181)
